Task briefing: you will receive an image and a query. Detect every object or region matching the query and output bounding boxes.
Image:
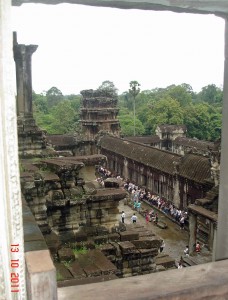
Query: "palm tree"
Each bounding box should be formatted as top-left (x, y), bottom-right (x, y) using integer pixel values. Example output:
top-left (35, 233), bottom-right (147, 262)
top-left (129, 81), bottom-right (140, 136)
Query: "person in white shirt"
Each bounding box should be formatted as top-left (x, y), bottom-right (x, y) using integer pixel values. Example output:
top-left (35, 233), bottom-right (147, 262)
top-left (131, 213), bottom-right (137, 223)
top-left (121, 211), bottom-right (126, 223)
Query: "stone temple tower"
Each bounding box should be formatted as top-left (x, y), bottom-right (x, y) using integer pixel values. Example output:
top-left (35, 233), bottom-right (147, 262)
top-left (80, 89), bottom-right (121, 141)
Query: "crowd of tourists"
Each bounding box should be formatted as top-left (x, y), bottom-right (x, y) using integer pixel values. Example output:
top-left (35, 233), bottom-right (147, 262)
top-left (96, 166), bottom-right (188, 228)
top-left (123, 180), bottom-right (188, 229)
top-left (97, 166), bottom-right (203, 266)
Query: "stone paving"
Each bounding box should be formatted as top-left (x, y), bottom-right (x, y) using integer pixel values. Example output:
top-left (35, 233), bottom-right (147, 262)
top-left (118, 200), bottom-right (212, 265)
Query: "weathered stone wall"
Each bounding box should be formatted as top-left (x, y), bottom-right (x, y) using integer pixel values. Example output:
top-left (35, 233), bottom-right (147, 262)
top-left (100, 138), bottom-right (213, 210)
top-left (20, 156), bottom-right (127, 240)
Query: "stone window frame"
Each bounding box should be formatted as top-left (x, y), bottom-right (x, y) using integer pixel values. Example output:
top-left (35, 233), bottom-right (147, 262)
top-left (1, 1), bottom-right (228, 299)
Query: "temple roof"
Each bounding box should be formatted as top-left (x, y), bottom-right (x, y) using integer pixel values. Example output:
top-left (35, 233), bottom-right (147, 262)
top-left (156, 124), bottom-right (187, 133)
top-left (100, 136), bottom-right (181, 175)
top-left (100, 136), bottom-right (211, 182)
top-left (174, 136), bottom-right (215, 151)
top-left (124, 135), bottom-right (160, 144)
top-left (178, 154), bottom-right (211, 183)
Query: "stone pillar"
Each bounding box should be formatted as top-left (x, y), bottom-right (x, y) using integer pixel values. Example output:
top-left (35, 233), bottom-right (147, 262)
top-left (189, 212), bottom-right (197, 255)
top-left (208, 221), bottom-right (215, 251)
top-left (13, 32), bottom-right (38, 116)
top-left (123, 158), bottom-right (129, 180)
top-left (0, 1), bottom-right (26, 299)
top-left (215, 18), bottom-right (228, 261)
top-left (173, 176), bottom-right (180, 208)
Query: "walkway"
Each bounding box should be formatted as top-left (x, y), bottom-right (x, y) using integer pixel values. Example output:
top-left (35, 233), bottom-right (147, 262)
top-left (119, 200), bottom-right (212, 264)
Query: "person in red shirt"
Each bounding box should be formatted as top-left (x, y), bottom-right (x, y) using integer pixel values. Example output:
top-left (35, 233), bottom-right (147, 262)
top-left (196, 241), bottom-right (201, 253)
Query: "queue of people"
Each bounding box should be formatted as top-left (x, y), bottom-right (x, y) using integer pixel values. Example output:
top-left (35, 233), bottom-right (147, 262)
top-left (97, 166), bottom-right (188, 229)
top-left (97, 166), bottom-right (203, 265)
top-left (123, 179), bottom-right (188, 229)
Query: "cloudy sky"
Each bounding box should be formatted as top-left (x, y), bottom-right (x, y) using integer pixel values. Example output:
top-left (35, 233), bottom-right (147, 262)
top-left (12, 4), bottom-right (225, 95)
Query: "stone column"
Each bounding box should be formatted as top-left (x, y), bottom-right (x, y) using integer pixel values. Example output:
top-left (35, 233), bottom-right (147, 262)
top-left (215, 18), bottom-right (228, 261)
top-left (173, 176), bottom-right (180, 208)
top-left (0, 1), bottom-right (26, 299)
top-left (208, 221), bottom-right (215, 251)
top-left (13, 32), bottom-right (38, 117)
top-left (189, 212), bottom-right (197, 255)
top-left (123, 158), bottom-right (129, 180)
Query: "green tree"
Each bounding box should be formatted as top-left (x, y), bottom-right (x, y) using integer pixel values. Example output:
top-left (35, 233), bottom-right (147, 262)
top-left (118, 109), bottom-right (145, 136)
top-left (147, 97), bottom-right (184, 133)
top-left (197, 84), bottom-right (223, 105)
top-left (165, 85), bottom-right (192, 107)
top-left (98, 80), bottom-right (118, 96)
top-left (35, 112), bottom-right (56, 133)
top-left (184, 103), bottom-right (212, 140)
top-left (33, 92), bottom-right (48, 114)
top-left (129, 81), bottom-right (141, 136)
top-left (50, 101), bottom-right (76, 134)
top-left (46, 86), bottom-right (64, 108)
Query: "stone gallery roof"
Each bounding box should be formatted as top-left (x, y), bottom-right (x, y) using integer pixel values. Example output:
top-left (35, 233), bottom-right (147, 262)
top-left (100, 136), bottom-right (181, 175)
top-left (157, 124), bottom-right (187, 133)
top-left (124, 135), bottom-right (160, 144)
top-left (101, 136), bottom-right (212, 183)
top-left (178, 154), bottom-right (211, 183)
top-left (47, 134), bottom-right (77, 147)
top-left (174, 136), bottom-right (215, 151)
top-left (188, 204), bottom-right (218, 222)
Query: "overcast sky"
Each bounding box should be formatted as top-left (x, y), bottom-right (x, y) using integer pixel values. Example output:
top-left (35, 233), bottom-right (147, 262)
top-left (12, 4), bottom-right (225, 95)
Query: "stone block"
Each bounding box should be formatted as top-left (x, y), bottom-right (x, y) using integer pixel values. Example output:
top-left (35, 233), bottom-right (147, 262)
top-left (69, 261), bottom-right (87, 279)
top-left (155, 255), bottom-right (175, 269)
top-left (118, 241), bottom-right (136, 254)
top-left (123, 261), bottom-right (128, 268)
top-left (139, 248), bottom-right (158, 257)
top-left (108, 208), bottom-right (120, 214)
top-left (128, 259), bottom-right (140, 268)
top-left (108, 233), bottom-right (120, 242)
top-left (132, 237), bottom-right (161, 249)
top-left (132, 266), bottom-right (141, 274)
top-left (75, 232), bottom-right (88, 242)
top-left (107, 255), bottom-right (116, 262)
top-left (58, 248), bottom-right (75, 262)
top-left (88, 250), bottom-right (117, 275)
top-left (122, 249), bottom-right (141, 261)
top-left (122, 267), bottom-right (132, 275)
top-left (44, 232), bottom-right (61, 254)
top-left (156, 265), bottom-right (166, 272)
top-left (94, 235), bottom-right (108, 245)
top-left (55, 262), bottom-right (73, 281)
top-left (100, 243), bottom-right (116, 256)
top-left (96, 226), bottom-right (109, 235)
top-left (138, 231), bottom-right (155, 238)
top-left (120, 231), bottom-right (139, 242)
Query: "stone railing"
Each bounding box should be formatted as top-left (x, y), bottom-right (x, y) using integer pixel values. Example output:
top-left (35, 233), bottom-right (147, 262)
top-left (23, 198), bottom-right (57, 300)
top-left (58, 259), bottom-right (228, 299)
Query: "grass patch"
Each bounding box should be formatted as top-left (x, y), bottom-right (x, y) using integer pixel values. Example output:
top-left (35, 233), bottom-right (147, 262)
top-left (56, 271), bottom-right (64, 281)
top-left (63, 260), bottom-right (72, 268)
top-left (72, 246), bottom-right (88, 255)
